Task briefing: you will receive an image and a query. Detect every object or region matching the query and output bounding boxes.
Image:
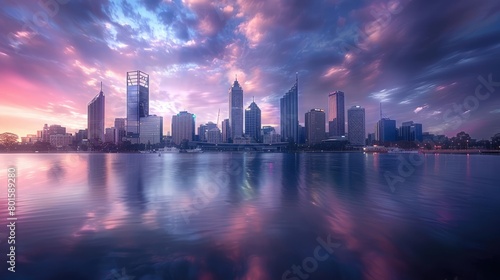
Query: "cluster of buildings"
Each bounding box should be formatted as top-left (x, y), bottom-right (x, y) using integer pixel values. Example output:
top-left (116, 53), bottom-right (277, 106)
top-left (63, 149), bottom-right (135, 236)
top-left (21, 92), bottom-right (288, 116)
top-left (19, 69), bottom-right (434, 150)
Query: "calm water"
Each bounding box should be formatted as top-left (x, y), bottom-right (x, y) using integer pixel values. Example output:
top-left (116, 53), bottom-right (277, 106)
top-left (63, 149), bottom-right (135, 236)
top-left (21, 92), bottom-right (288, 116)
top-left (0, 152), bottom-right (499, 280)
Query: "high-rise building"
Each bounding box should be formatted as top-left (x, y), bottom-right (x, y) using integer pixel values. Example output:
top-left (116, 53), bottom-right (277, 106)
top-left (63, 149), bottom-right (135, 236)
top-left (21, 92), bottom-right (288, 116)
top-left (375, 118), bottom-right (396, 143)
top-left (244, 99), bottom-right (261, 143)
top-left (280, 73), bottom-right (299, 143)
top-left (88, 83), bottom-right (105, 144)
top-left (399, 121), bottom-right (423, 142)
top-left (328, 91), bottom-right (345, 137)
top-left (305, 109), bottom-right (326, 145)
top-left (347, 106), bottom-right (365, 146)
top-left (221, 119), bottom-right (230, 143)
top-left (172, 111), bottom-right (195, 145)
top-left (140, 115), bottom-right (163, 145)
top-left (126, 70), bottom-right (149, 143)
top-left (207, 128), bottom-right (222, 144)
top-left (229, 77), bottom-right (243, 141)
top-left (114, 118), bottom-right (126, 143)
top-left (41, 124), bottom-right (66, 143)
top-left (262, 126), bottom-right (279, 144)
top-left (105, 127), bottom-right (117, 143)
top-left (198, 122), bottom-right (217, 141)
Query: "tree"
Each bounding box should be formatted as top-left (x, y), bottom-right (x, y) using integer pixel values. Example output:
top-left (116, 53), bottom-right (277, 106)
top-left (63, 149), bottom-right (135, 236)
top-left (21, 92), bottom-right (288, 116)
top-left (0, 132), bottom-right (19, 146)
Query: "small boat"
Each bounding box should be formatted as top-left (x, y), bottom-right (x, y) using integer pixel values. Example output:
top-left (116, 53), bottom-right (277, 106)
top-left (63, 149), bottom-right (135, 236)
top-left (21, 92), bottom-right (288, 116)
top-left (161, 147), bottom-right (180, 153)
top-left (186, 147), bottom-right (203, 153)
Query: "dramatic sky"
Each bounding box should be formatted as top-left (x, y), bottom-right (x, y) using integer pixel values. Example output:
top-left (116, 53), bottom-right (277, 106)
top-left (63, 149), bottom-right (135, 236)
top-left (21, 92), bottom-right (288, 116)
top-left (1, 0), bottom-right (500, 139)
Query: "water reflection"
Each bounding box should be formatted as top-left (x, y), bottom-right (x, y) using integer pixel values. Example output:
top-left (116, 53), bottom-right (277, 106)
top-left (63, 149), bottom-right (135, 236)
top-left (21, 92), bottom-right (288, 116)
top-left (1, 153), bottom-right (500, 280)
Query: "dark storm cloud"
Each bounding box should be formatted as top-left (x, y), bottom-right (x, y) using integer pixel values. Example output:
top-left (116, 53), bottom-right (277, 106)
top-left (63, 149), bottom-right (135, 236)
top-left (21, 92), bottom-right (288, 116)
top-left (1, 0), bottom-right (499, 138)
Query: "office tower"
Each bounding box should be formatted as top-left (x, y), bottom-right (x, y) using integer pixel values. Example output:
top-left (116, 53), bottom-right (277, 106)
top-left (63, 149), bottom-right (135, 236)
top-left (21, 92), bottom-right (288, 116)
top-left (172, 111), bottom-right (195, 145)
top-left (105, 127), bottom-right (117, 143)
top-left (221, 119), bottom-right (230, 143)
top-left (262, 126), bottom-right (278, 144)
top-left (244, 99), bottom-right (261, 142)
top-left (126, 70), bottom-right (149, 143)
top-left (41, 124), bottom-right (66, 142)
top-left (299, 125), bottom-right (306, 144)
top-left (305, 109), bottom-right (326, 145)
top-left (399, 121), bottom-right (423, 142)
top-left (140, 115), bottom-right (163, 145)
top-left (114, 118), bottom-right (126, 143)
top-left (207, 128), bottom-right (222, 143)
top-left (376, 118), bottom-right (396, 143)
top-left (198, 124), bottom-right (207, 141)
top-left (198, 122), bottom-right (217, 141)
top-left (280, 73), bottom-right (299, 143)
top-left (347, 106), bottom-right (366, 146)
top-left (229, 77), bottom-right (243, 141)
top-left (50, 134), bottom-right (73, 148)
top-left (87, 83), bottom-right (105, 144)
top-left (328, 90), bottom-right (345, 137)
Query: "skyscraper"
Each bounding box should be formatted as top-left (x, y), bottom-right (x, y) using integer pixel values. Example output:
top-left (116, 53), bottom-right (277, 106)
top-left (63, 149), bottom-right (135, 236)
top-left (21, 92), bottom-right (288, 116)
top-left (244, 99), bottom-right (261, 142)
top-left (126, 70), bottom-right (149, 143)
top-left (399, 121), bottom-right (423, 142)
top-left (114, 118), bottom-right (126, 143)
top-left (280, 73), bottom-right (299, 143)
top-left (328, 91), bottom-right (345, 137)
top-left (347, 106), bottom-right (365, 146)
top-left (221, 119), bottom-right (230, 143)
top-left (140, 115), bottom-right (163, 145)
top-left (375, 118), bottom-right (396, 143)
top-left (172, 111), bottom-right (195, 145)
top-left (229, 77), bottom-right (243, 141)
top-left (305, 109), bottom-right (326, 145)
top-left (87, 83), bottom-right (105, 144)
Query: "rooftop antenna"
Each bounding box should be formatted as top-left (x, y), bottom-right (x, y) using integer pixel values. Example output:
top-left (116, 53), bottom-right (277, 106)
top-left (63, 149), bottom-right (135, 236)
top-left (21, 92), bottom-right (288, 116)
top-left (235, 74), bottom-right (237, 81)
top-left (380, 102), bottom-right (383, 119)
top-left (252, 96), bottom-right (254, 103)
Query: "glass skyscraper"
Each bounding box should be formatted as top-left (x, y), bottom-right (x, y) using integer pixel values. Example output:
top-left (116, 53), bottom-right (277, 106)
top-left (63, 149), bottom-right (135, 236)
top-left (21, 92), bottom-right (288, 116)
top-left (244, 100), bottom-right (261, 142)
top-left (347, 105), bottom-right (365, 146)
top-left (140, 115), bottom-right (163, 145)
top-left (126, 70), bottom-right (149, 143)
top-left (229, 77), bottom-right (243, 141)
top-left (280, 74), bottom-right (299, 143)
top-left (328, 90), bottom-right (345, 137)
top-left (87, 83), bottom-right (105, 144)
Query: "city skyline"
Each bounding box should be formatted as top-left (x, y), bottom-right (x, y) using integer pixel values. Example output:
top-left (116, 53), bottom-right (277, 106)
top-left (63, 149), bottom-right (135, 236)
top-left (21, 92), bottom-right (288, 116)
top-left (1, 0), bottom-right (500, 139)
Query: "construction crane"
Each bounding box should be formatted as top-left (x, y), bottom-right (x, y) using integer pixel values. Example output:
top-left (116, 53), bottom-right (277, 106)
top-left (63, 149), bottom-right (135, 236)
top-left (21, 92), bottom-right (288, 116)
top-left (216, 108), bottom-right (220, 126)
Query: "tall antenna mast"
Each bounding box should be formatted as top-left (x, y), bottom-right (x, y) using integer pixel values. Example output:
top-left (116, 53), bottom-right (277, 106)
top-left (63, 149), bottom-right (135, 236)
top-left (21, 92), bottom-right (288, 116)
top-left (379, 102), bottom-right (382, 119)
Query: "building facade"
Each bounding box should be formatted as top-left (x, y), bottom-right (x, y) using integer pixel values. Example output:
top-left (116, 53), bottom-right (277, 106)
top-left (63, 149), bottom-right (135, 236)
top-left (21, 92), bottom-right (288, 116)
top-left (328, 90), bottom-right (345, 137)
top-left (88, 84), bottom-right (105, 144)
top-left (140, 115), bottom-right (163, 145)
top-left (280, 74), bottom-right (299, 143)
top-left (244, 100), bottom-right (261, 143)
top-left (375, 118), bottom-right (397, 143)
top-left (126, 71), bottom-right (149, 143)
top-left (114, 118), bottom-right (126, 143)
top-left (172, 111), bottom-right (195, 145)
top-left (399, 121), bottom-right (423, 142)
top-left (305, 109), bottom-right (326, 145)
top-left (207, 128), bottom-right (222, 144)
top-left (347, 105), bottom-right (365, 146)
top-left (221, 119), bottom-right (230, 143)
top-left (229, 78), bottom-right (243, 141)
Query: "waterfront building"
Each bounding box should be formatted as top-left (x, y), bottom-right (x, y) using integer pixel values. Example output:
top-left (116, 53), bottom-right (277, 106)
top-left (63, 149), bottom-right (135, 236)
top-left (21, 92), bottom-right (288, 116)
top-left (328, 90), bottom-right (345, 137)
top-left (347, 105), bottom-right (365, 146)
